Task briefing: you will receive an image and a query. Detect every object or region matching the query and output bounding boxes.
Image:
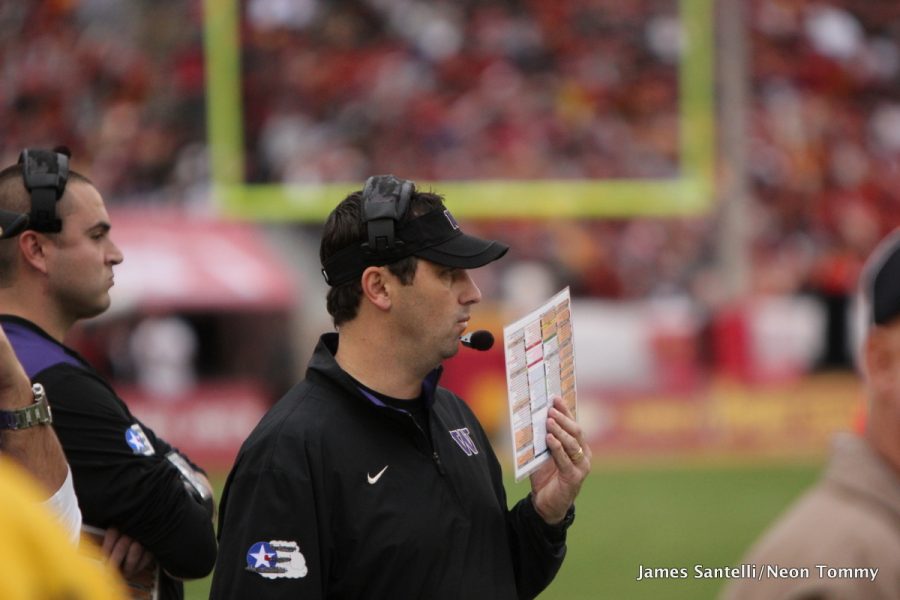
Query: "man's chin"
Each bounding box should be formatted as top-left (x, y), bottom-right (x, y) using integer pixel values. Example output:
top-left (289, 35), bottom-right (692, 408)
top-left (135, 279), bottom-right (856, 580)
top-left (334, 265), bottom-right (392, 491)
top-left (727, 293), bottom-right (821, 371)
top-left (441, 342), bottom-right (461, 361)
top-left (80, 299), bottom-right (112, 320)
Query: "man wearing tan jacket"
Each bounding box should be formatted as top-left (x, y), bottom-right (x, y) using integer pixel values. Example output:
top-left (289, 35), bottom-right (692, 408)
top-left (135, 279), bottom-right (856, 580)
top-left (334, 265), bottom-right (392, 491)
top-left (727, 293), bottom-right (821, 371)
top-left (723, 230), bottom-right (900, 600)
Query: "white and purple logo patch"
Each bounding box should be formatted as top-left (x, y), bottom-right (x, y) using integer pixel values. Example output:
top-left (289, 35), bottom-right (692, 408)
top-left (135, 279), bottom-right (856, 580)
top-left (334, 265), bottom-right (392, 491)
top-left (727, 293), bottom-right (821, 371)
top-left (449, 427), bottom-right (479, 456)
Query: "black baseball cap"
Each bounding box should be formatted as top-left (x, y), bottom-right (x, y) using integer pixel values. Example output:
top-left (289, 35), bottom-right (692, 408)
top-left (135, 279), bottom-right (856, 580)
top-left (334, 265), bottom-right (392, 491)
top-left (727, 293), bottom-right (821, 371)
top-left (863, 229), bottom-right (900, 326)
top-left (321, 183), bottom-right (509, 286)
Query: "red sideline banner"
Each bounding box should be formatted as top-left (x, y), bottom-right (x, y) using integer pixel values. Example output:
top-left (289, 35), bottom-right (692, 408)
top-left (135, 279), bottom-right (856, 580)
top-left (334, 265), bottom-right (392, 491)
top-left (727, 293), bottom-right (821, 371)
top-left (119, 380), bottom-right (269, 471)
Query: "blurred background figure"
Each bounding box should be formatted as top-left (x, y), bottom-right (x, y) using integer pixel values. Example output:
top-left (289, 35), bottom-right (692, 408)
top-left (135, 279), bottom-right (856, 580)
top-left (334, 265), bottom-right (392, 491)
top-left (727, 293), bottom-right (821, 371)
top-left (722, 230), bottom-right (900, 600)
top-left (129, 315), bottom-right (198, 399)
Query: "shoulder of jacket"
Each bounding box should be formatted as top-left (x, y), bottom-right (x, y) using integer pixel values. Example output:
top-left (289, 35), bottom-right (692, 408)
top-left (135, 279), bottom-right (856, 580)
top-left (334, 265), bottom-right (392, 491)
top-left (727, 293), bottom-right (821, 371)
top-left (26, 365), bottom-right (130, 427)
top-left (4, 323), bottom-right (85, 379)
top-left (249, 379), bottom-right (349, 446)
top-left (431, 385), bottom-right (475, 418)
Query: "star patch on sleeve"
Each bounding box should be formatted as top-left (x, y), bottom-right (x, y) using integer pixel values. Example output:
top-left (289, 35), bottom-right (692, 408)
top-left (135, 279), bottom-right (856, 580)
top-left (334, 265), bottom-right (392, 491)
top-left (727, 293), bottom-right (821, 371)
top-left (246, 540), bottom-right (308, 580)
top-left (125, 424), bottom-right (155, 456)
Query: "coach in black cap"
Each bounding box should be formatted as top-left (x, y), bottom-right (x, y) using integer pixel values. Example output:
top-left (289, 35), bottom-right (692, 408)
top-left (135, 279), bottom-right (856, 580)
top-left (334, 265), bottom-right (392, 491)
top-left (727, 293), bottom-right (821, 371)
top-left (212, 176), bottom-right (590, 599)
top-left (724, 230), bottom-right (900, 600)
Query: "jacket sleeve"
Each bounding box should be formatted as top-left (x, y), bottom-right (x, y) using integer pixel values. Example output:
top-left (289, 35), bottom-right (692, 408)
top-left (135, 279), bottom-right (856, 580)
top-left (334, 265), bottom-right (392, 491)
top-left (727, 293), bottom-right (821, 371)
top-left (506, 494), bottom-right (570, 599)
top-left (479, 421), bottom-right (569, 600)
top-left (210, 456), bottom-right (326, 599)
top-left (37, 365), bottom-right (217, 579)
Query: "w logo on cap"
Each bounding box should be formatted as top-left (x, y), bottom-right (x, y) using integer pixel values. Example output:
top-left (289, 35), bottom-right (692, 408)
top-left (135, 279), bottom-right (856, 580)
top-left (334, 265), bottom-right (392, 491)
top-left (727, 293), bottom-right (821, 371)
top-left (443, 210), bottom-right (460, 231)
top-left (449, 427), bottom-right (479, 456)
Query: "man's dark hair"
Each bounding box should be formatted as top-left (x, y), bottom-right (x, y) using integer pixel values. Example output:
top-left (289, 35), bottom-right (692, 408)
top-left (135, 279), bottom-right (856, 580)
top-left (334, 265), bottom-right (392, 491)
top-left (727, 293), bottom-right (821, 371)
top-left (320, 189), bottom-right (445, 326)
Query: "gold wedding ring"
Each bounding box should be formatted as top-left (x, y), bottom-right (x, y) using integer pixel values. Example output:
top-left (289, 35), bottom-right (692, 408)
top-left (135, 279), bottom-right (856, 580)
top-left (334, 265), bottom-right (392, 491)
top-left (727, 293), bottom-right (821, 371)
top-left (569, 446), bottom-right (585, 464)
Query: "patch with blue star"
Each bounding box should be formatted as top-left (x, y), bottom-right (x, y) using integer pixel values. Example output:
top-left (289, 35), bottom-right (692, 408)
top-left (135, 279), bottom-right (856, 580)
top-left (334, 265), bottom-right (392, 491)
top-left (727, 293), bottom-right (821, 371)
top-left (125, 423), bottom-right (155, 456)
top-left (246, 540), bottom-right (308, 580)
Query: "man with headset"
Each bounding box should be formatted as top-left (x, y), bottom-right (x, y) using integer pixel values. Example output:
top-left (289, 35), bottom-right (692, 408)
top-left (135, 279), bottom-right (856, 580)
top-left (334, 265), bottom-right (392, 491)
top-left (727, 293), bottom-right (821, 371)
top-left (0, 149), bottom-right (217, 599)
top-left (0, 206), bottom-right (82, 542)
top-left (211, 176), bottom-right (591, 599)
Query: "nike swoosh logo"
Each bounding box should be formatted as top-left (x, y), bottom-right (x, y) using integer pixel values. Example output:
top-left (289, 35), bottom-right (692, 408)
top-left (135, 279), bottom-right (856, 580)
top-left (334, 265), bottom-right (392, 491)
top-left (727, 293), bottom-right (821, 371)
top-left (367, 465), bottom-right (389, 484)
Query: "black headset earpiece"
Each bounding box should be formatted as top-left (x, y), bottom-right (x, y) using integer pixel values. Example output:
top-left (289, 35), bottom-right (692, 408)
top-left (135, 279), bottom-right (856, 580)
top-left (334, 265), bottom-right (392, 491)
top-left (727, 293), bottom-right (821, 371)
top-left (17, 147), bottom-right (70, 234)
top-left (361, 174), bottom-right (414, 255)
top-left (0, 209), bottom-right (29, 240)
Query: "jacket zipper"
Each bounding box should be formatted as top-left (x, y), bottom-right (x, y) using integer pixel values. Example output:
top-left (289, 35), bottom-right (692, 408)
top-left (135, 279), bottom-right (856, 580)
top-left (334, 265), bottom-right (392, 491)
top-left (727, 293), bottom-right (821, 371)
top-left (431, 450), bottom-right (446, 476)
top-left (385, 406), bottom-right (446, 476)
top-left (410, 414), bottom-right (446, 476)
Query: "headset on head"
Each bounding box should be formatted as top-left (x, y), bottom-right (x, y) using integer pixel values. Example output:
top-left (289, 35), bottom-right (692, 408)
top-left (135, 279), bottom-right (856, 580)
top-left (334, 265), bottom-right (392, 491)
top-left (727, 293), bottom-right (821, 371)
top-left (360, 174), bottom-right (415, 257)
top-left (17, 147), bottom-right (70, 235)
top-left (0, 148), bottom-right (65, 239)
top-left (320, 174), bottom-right (419, 286)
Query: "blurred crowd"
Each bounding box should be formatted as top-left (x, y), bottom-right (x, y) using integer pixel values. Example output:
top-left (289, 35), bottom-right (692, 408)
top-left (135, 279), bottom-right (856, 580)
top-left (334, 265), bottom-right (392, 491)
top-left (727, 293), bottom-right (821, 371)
top-left (242, 0), bottom-right (680, 183)
top-left (0, 1), bottom-right (208, 205)
top-left (2, 0), bottom-right (900, 309)
top-left (749, 1), bottom-right (900, 301)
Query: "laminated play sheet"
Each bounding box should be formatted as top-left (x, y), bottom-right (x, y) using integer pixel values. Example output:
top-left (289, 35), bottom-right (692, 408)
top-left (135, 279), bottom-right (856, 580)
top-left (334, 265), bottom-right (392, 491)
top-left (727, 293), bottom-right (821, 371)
top-left (503, 287), bottom-right (577, 480)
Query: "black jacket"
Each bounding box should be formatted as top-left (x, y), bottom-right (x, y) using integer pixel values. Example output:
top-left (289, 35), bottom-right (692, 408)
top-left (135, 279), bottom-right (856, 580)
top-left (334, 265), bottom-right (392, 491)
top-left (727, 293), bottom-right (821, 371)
top-left (210, 333), bottom-right (569, 599)
top-left (1, 316), bottom-right (217, 600)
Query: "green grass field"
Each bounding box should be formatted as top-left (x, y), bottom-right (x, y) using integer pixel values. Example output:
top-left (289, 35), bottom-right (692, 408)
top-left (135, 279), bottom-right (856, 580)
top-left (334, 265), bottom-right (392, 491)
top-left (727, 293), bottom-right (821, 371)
top-left (185, 461), bottom-right (820, 600)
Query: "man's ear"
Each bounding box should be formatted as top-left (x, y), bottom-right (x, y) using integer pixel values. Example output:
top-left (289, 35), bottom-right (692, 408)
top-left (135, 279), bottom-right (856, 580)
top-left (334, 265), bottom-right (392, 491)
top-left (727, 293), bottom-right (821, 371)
top-left (864, 328), bottom-right (896, 396)
top-left (17, 231), bottom-right (50, 275)
top-left (360, 266), bottom-right (392, 312)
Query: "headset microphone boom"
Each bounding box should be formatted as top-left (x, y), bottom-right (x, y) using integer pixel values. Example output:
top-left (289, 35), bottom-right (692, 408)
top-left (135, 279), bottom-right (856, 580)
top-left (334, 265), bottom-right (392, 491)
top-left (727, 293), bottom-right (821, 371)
top-left (459, 330), bottom-right (494, 351)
